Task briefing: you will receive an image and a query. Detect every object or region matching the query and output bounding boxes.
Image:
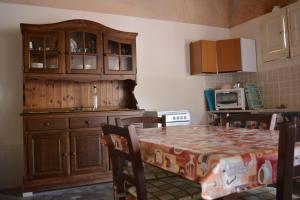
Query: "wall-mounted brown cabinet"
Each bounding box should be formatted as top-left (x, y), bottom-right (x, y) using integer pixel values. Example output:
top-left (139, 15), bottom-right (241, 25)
top-left (190, 38), bottom-right (257, 74)
top-left (190, 40), bottom-right (217, 74)
top-left (217, 39), bottom-right (242, 72)
top-left (217, 38), bottom-right (257, 73)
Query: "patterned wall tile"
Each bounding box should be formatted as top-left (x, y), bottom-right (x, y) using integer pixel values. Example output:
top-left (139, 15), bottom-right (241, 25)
top-left (207, 65), bottom-right (300, 109)
top-left (231, 65), bottom-right (300, 109)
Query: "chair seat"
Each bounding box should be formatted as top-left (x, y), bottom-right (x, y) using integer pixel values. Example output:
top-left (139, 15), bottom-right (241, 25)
top-left (128, 176), bottom-right (203, 200)
top-left (237, 187), bottom-right (300, 200)
top-left (124, 163), bottom-right (175, 180)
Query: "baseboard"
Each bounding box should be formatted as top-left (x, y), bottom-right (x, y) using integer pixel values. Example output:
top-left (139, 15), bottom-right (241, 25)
top-left (23, 172), bottom-right (112, 192)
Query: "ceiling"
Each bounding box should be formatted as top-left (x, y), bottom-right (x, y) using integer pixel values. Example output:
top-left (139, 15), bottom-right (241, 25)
top-left (229, 0), bottom-right (297, 27)
top-left (0, 0), bottom-right (297, 27)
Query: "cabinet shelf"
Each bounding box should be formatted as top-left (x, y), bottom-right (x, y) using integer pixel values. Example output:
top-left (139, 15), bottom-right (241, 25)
top-left (46, 50), bottom-right (59, 55)
top-left (105, 53), bottom-right (132, 57)
top-left (24, 73), bottom-right (136, 82)
top-left (121, 54), bottom-right (131, 56)
top-left (70, 52), bottom-right (98, 56)
top-left (29, 50), bottom-right (43, 54)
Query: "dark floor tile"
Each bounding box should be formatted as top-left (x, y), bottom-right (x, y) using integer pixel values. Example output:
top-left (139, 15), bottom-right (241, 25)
top-left (0, 183), bottom-right (114, 200)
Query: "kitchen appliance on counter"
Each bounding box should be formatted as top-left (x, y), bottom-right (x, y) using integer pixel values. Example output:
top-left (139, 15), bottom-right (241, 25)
top-left (143, 110), bottom-right (191, 127)
top-left (215, 88), bottom-right (246, 110)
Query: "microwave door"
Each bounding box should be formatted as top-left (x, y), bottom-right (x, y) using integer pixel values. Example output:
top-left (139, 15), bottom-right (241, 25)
top-left (216, 92), bottom-right (238, 105)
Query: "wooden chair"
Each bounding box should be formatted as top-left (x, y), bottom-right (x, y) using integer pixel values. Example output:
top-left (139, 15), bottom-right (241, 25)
top-left (115, 115), bottom-right (173, 182)
top-left (115, 115), bottom-right (166, 128)
top-left (102, 125), bottom-right (203, 200)
top-left (226, 113), bottom-right (276, 130)
top-left (237, 122), bottom-right (300, 200)
top-left (276, 122), bottom-right (300, 199)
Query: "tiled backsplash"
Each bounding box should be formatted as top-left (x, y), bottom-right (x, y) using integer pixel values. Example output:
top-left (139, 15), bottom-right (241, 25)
top-left (204, 64), bottom-right (300, 109)
top-left (232, 64), bottom-right (300, 109)
top-left (205, 73), bottom-right (234, 89)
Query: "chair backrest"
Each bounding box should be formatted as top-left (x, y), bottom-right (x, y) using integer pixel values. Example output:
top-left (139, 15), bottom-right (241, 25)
top-left (277, 122), bottom-right (300, 200)
top-left (226, 113), bottom-right (275, 130)
top-left (116, 115), bottom-right (166, 128)
top-left (102, 124), bottom-right (147, 200)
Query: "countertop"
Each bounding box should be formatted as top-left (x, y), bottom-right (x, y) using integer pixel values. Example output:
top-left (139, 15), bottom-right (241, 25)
top-left (208, 108), bottom-right (300, 114)
top-left (21, 107), bottom-right (144, 115)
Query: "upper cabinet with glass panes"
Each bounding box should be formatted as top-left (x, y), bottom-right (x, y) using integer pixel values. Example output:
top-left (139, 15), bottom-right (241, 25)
top-left (66, 30), bottom-right (102, 74)
top-left (104, 36), bottom-right (136, 75)
top-left (23, 31), bottom-right (65, 73)
top-left (21, 20), bottom-right (137, 79)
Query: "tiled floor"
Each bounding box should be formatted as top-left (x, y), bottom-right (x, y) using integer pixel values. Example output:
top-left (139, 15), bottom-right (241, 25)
top-left (0, 183), bottom-right (114, 200)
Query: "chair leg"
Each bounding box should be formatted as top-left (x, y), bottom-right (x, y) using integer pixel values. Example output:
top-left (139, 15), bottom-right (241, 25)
top-left (112, 157), bottom-right (127, 200)
top-left (113, 179), bottom-right (126, 200)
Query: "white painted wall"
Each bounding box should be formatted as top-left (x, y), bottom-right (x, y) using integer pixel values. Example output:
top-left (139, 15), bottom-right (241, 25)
top-left (0, 2), bottom-right (230, 189)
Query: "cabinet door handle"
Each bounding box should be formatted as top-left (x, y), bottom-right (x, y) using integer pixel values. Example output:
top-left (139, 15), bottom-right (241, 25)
top-left (71, 152), bottom-right (76, 156)
top-left (44, 122), bottom-right (51, 127)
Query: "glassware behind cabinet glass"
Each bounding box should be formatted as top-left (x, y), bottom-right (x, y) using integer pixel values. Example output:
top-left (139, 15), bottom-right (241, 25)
top-left (70, 32), bottom-right (83, 53)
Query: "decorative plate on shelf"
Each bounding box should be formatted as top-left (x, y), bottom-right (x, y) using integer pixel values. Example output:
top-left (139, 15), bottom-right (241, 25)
top-left (47, 64), bottom-right (58, 68)
top-left (31, 62), bottom-right (44, 68)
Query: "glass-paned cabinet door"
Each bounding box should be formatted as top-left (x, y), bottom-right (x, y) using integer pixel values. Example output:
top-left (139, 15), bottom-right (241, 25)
top-left (24, 31), bottom-right (64, 73)
top-left (67, 30), bottom-right (101, 74)
top-left (104, 36), bottom-right (136, 75)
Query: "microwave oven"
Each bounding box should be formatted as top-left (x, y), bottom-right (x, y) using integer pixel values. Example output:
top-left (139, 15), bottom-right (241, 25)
top-left (215, 88), bottom-right (246, 110)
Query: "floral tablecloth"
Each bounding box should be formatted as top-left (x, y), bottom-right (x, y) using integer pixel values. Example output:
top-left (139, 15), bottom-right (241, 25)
top-left (137, 125), bottom-right (300, 200)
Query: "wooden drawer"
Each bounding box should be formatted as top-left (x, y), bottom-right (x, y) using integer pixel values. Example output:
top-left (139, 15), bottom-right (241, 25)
top-left (26, 118), bottom-right (68, 131)
top-left (70, 116), bottom-right (107, 129)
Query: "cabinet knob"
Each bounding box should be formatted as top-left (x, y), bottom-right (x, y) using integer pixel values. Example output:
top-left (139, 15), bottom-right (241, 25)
top-left (85, 121), bottom-right (90, 125)
top-left (44, 122), bottom-right (51, 127)
top-left (71, 152), bottom-right (76, 156)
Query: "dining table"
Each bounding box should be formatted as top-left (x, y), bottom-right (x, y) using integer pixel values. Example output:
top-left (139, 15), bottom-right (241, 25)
top-left (136, 124), bottom-right (300, 200)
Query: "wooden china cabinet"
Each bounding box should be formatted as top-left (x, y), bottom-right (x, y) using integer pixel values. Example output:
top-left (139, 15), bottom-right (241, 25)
top-left (21, 20), bottom-right (142, 193)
